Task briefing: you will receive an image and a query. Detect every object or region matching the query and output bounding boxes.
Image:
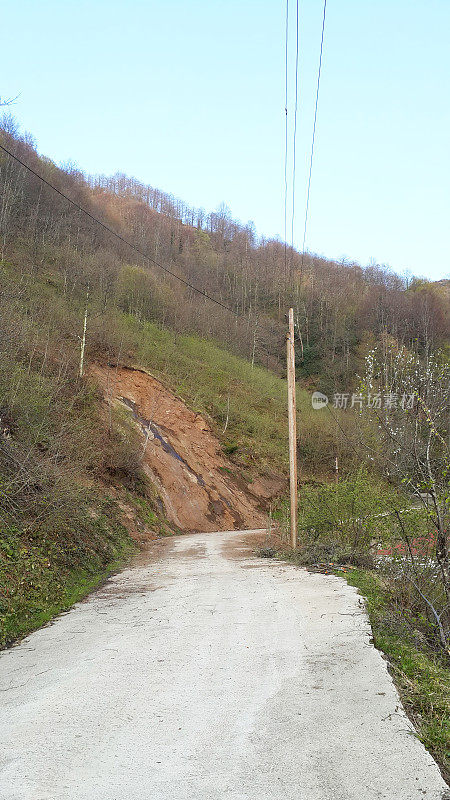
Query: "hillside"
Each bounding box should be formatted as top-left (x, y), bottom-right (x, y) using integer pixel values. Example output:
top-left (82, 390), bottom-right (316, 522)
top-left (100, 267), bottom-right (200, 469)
top-left (1, 248), bottom-right (353, 645)
top-left (0, 116), bottom-right (447, 627)
top-left (1, 117), bottom-right (448, 390)
top-left (0, 119), bottom-right (447, 640)
top-left (0, 113), bottom-right (374, 645)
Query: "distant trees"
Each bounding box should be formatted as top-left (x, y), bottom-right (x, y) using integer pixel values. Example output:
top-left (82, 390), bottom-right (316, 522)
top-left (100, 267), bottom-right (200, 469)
top-left (1, 115), bottom-right (448, 385)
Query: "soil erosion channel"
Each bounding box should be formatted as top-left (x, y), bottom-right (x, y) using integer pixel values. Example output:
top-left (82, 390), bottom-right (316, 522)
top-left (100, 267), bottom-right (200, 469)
top-left (91, 364), bottom-right (282, 532)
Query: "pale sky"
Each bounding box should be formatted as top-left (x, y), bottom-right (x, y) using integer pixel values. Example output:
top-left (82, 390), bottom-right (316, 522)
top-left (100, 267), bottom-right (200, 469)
top-left (2, 0), bottom-right (449, 280)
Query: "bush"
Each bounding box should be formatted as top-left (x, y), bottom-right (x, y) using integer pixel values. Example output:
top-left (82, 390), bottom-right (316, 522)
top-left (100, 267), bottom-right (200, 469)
top-left (280, 469), bottom-right (400, 561)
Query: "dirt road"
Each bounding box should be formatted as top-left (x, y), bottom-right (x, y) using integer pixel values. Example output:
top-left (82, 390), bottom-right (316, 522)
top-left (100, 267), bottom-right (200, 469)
top-left (0, 530), bottom-right (447, 799)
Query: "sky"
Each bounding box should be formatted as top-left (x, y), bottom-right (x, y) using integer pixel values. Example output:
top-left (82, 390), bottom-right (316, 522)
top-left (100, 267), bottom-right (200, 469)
top-left (2, 0), bottom-right (449, 280)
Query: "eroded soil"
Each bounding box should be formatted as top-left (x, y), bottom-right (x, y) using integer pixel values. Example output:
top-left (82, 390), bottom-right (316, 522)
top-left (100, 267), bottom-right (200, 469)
top-left (91, 364), bottom-right (282, 533)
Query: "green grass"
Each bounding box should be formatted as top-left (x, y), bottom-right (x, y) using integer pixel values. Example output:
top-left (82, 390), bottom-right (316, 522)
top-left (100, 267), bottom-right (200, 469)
top-left (0, 506), bottom-right (136, 648)
top-left (125, 491), bottom-right (177, 537)
top-left (1, 547), bottom-right (133, 646)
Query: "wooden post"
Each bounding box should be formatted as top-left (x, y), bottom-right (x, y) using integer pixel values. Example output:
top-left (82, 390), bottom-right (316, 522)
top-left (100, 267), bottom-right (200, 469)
top-left (79, 285), bottom-right (89, 379)
top-left (287, 308), bottom-right (298, 549)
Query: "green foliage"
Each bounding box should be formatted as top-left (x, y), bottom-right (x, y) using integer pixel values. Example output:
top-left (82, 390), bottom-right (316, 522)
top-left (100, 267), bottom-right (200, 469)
top-left (296, 343), bottom-right (320, 374)
top-left (0, 497), bottom-right (135, 647)
top-left (277, 470), bottom-right (403, 564)
top-left (116, 264), bottom-right (167, 322)
top-left (127, 492), bottom-right (173, 537)
top-left (100, 406), bottom-right (145, 487)
top-left (0, 272), bottom-right (160, 645)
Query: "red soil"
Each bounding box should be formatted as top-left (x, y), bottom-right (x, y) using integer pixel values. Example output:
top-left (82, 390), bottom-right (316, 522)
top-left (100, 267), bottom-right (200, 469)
top-left (91, 364), bottom-right (284, 534)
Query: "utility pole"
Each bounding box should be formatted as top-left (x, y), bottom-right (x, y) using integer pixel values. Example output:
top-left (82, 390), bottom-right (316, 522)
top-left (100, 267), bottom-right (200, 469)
top-left (79, 285), bottom-right (89, 379)
top-left (287, 308), bottom-right (298, 548)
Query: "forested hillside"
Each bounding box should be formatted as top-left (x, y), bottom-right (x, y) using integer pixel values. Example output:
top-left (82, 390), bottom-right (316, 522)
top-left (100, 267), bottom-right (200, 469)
top-left (1, 116), bottom-right (448, 391)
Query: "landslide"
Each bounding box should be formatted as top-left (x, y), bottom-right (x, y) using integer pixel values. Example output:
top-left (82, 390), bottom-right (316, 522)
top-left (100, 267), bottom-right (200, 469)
top-left (91, 364), bottom-right (282, 532)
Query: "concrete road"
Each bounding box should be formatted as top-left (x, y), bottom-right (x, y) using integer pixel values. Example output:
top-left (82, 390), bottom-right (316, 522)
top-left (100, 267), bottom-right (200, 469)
top-left (0, 530), bottom-right (447, 799)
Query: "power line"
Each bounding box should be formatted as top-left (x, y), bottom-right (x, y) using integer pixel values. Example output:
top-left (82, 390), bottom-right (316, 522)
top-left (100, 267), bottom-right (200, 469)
top-left (0, 142), bottom-right (291, 372)
top-left (0, 143), bottom-right (238, 317)
top-left (301, 0), bottom-right (328, 270)
top-left (290, 0), bottom-right (300, 262)
top-left (283, 0), bottom-right (289, 281)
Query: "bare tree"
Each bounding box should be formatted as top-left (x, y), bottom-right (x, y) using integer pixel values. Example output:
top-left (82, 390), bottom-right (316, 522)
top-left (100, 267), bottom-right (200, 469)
top-left (0, 95), bottom-right (18, 107)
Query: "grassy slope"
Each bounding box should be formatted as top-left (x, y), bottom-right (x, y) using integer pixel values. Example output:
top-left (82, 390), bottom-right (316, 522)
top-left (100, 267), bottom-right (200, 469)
top-left (0, 506), bottom-right (136, 647)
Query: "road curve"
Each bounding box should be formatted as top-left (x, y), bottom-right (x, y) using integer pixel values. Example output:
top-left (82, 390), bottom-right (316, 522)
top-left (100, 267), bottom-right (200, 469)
top-left (0, 530), bottom-right (447, 799)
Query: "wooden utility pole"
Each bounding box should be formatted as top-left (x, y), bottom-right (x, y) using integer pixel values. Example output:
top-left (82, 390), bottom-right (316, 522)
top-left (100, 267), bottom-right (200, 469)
top-left (287, 308), bottom-right (298, 549)
top-left (79, 285), bottom-right (89, 379)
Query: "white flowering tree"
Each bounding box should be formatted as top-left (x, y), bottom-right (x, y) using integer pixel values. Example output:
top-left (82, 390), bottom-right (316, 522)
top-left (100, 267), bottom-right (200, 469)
top-left (361, 335), bottom-right (449, 650)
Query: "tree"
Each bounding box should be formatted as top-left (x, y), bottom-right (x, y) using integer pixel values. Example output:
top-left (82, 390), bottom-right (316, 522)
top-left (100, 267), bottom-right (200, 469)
top-left (362, 338), bottom-right (450, 650)
top-left (0, 94), bottom-right (19, 107)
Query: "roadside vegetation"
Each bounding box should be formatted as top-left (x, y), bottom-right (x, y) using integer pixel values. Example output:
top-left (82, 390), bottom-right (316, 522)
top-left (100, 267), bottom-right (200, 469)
top-left (0, 322), bottom-right (143, 646)
top-left (0, 497), bottom-right (134, 647)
